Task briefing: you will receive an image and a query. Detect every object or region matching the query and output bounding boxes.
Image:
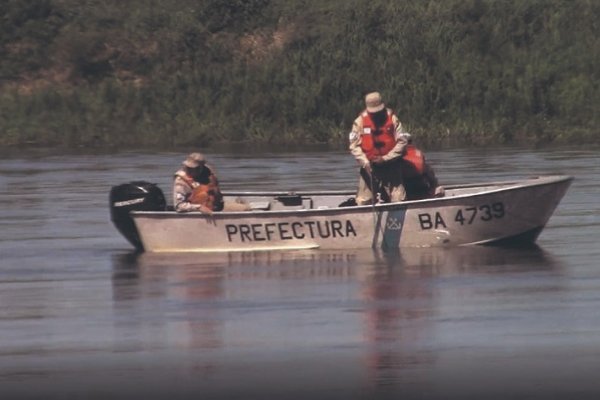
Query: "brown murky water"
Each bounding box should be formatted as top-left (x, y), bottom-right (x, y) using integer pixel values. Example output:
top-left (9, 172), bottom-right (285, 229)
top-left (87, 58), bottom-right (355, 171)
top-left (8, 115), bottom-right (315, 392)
top-left (0, 146), bottom-right (599, 399)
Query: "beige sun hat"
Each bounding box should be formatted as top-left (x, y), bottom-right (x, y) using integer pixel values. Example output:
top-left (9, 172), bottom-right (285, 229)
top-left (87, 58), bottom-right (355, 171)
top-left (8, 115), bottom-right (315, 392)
top-left (365, 92), bottom-right (385, 113)
top-left (182, 152), bottom-right (206, 168)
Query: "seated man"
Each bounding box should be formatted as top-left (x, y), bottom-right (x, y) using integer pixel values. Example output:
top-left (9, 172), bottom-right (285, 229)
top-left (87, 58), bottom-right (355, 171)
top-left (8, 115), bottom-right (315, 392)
top-left (399, 134), bottom-right (445, 200)
top-left (173, 152), bottom-right (250, 213)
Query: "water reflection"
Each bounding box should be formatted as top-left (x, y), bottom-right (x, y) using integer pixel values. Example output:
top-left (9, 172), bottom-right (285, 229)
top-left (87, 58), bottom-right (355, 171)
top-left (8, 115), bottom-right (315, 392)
top-left (358, 246), bottom-right (561, 395)
top-left (113, 245), bottom-right (557, 272)
top-left (110, 246), bottom-right (562, 396)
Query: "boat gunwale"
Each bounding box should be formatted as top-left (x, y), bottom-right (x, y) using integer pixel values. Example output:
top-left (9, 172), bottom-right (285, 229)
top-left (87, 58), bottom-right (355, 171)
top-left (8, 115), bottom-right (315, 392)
top-left (131, 175), bottom-right (573, 219)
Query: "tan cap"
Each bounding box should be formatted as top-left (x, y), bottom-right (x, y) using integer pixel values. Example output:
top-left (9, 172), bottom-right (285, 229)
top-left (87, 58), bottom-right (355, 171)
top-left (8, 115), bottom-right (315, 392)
top-left (182, 152), bottom-right (206, 168)
top-left (365, 92), bottom-right (385, 113)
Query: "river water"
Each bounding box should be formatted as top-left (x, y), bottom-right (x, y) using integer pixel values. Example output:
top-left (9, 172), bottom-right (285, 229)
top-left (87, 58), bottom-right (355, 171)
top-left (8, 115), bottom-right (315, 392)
top-left (0, 146), bottom-right (599, 400)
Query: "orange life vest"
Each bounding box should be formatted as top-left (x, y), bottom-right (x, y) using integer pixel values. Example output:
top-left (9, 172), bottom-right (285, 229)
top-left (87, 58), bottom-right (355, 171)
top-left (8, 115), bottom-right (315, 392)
top-left (189, 183), bottom-right (220, 210)
top-left (401, 145), bottom-right (426, 178)
top-left (359, 110), bottom-right (396, 161)
top-left (178, 170), bottom-right (223, 211)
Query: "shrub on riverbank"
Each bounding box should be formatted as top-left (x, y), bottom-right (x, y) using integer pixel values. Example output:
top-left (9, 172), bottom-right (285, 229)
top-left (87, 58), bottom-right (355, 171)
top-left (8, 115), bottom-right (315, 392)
top-left (1, 0), bottom-right (598, 148)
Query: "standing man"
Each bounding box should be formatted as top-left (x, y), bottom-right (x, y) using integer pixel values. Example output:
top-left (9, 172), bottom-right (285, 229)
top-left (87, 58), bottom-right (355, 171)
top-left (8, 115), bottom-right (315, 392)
top-left (349, 91), bottom-right (408, 205)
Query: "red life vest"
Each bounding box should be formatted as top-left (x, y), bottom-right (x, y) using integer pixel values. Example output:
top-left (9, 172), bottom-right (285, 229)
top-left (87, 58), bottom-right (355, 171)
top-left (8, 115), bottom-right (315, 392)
top-left (401, 145), bottom-right (426, 178)
top-left (359, 110), bottom-right (396, 161)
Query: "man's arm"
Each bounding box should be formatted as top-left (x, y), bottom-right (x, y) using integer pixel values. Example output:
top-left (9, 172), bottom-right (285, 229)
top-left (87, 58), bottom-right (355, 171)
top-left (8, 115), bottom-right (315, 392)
top-left (349, 115), bottom-right (370, 169)
top-left (380, 114), bottom-right (408, 162)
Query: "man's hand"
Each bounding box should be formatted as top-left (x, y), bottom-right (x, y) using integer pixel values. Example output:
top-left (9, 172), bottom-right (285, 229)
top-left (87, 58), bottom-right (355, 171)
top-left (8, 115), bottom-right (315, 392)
top-left (197, 204), bottom-right (214, 215)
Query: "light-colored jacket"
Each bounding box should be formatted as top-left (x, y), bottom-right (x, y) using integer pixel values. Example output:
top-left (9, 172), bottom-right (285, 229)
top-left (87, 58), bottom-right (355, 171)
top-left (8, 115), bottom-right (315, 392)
top-left (348, 109), bottom-right (408, 169)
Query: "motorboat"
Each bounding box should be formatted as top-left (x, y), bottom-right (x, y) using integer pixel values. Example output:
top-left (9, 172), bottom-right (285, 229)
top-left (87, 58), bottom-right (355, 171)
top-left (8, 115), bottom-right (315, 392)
top-left (109, 175), bottom-right (572, 253)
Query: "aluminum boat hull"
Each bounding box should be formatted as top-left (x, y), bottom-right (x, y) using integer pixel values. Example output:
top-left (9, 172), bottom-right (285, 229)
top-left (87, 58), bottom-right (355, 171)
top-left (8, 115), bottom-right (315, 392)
top-left (127, 175), bottom-right (572, 253)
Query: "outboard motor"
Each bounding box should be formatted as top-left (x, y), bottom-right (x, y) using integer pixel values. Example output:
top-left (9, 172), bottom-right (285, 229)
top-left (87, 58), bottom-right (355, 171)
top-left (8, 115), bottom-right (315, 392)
top-left (109, 181), bottom-right (166, 251)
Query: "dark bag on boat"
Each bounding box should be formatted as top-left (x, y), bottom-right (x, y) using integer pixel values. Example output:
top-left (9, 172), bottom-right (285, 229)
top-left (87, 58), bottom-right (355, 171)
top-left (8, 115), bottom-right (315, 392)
top-left (338, 197), bottom-right (357, 207)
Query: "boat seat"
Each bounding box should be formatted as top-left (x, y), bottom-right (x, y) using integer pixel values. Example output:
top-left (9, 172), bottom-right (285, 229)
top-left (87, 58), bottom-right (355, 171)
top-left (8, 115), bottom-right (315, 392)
top-left (248, 201), bottom-right (271, 210)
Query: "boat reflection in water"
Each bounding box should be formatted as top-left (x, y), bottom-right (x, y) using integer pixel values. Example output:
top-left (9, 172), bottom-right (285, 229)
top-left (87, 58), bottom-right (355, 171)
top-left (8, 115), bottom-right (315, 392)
top-left (110, 246), bottom-right (563, 399)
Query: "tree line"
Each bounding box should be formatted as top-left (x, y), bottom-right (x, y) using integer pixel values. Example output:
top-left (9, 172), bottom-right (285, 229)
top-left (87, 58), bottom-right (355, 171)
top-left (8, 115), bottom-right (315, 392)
top-left (1, 0), bottom-right (598, 148)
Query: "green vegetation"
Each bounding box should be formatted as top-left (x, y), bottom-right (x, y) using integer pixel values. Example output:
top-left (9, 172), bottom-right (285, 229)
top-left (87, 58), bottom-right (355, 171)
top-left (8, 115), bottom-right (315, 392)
top-left (1, 0), bottom-right (598, 148)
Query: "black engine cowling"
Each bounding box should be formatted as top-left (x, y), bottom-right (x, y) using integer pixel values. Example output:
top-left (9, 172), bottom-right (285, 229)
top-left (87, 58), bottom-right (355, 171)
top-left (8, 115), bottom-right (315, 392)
top-left (109, 181), bottom-right (166, 251)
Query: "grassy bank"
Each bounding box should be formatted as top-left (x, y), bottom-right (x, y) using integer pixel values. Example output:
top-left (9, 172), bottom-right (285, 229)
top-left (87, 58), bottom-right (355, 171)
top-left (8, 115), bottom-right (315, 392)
top-left (1, 0), bottom-right (598, 148)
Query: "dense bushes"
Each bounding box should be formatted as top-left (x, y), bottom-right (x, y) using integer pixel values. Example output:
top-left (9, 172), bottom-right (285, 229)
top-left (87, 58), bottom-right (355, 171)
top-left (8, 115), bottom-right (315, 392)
top-left (0, 0), bottom-right (598, 148)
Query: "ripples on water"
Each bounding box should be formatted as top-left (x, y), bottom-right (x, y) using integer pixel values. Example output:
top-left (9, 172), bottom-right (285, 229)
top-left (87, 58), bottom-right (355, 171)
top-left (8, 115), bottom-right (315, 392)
top-left (0, 146), bottom-right (599, 399)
